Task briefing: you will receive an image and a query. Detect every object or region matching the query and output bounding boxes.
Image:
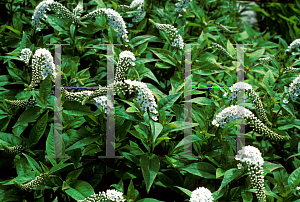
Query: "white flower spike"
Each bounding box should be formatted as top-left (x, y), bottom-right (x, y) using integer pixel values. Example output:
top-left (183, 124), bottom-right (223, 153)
top-left (212, 105), bottom-right (289, 141)
top-left (235, 146), bottom-right (266, 202)
top-left (189, 187), bottom-right (214, 202)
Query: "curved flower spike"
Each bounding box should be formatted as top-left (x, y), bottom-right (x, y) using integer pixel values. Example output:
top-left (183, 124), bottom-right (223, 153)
top-left (288, 74), bottom-right (300, 102)
top-left (14, 173), bottom-right (47, 192)
top-left (78, 189), bottom-right (126, 202)
top-left (286, 39), bottom-right (300, 55)
top-left (32, 0), bottom-right (83, 31)
top-left (189, 187), bottom-right (214, 202)
top-left (150, 21), bottom-right (184, 49)
top-left (1, 143), bottom-right (24, 154)
top-left (235, 146), bottom-right (266, 202)
top-left (79, 80), bottom-right (159, 121)
top-left (212, 105), bottom-right (290, 141)
top-left (5, 98), bottom-right (36, 108)
top-left (225, 82), bottom-right (269, 124)
top-left (20, 48), bottom-right (32, 65)
top-left (284, 66), bottom-right (300, 73)
top-left (63, 89), bottom-right (111, 112)
top-left (26, 48), bottom-right (56, 89)
top-left (210, 42), bottom-right (233, 60)
top-left (80, 8), bottom-right (129, 42)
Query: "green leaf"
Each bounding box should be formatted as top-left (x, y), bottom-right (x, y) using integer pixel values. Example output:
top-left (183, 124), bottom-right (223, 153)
top-left (39, 74), bottom-right (52, 106)
top-left (136, 42), bottom-right (148, 55)
top-left (288, 167), bottom-right (300, 189)
top-left (12, 107), bottom-right (42, 128)
top-left (130, 35), bottom-right (162, 47)
top-left (140, 153), bottom-right (160, 194)
top-left (264, 161), bottom-right (283, 172)
top-left (263, 70), bottom-right (275, 86)
top-left (227, 40), bottom-right (236, 56)
top-left (157, 92), bottom-right (182, 113)
top-left (49, 163), bottom-right (73, 174)
top-left (66, 168), bottom-right (84, 185)
top-left (150, 48), bottom-right (177, 66)
top-left (0, 132), bottom-right (22, 147)
top-left (218, 168), bottom-right (244, 191)
top-left (20, 32), bottom-right (31, 49)
top-left (63, 101), bottom-right (94, 116)
top-left (23, 153), bottom-right (42, 174)
top-left (151, 122), bottom-right (163, 142)
top-left (174, 186), bottom-right (192, 197)
top-left (127, 178), bottom-right (138, 201)
top-left (282, 103), bottom-right (296, 118)
top-left (180, 162), bottom-right (216, 179)
top-left (65, 134), bottom-right (100, 152)
top-left (28, 110), bottom-right (48, 148)
top-left (183, 97), bottom-right (213, 106)
top-left (46, 124), bottom-right (55, 158)
top-left (63, 180), bottom-right (94, 200)
top-left (241, 190), bottom-right (253, 202)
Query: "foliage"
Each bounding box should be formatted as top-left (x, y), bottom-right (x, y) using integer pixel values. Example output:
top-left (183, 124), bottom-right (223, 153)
top-left (0, 0), bottom-right (300, 201)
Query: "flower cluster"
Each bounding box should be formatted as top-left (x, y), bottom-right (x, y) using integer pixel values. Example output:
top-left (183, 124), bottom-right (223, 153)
top-left (258, 57), bottom-right (272, 65)
top-left (175, 0), bottom-right (192, 12)
top-left (5, 98), bottom-right (36, 108)
top-left (80, 8), bottom-right (129, 42)
top-left (189, 187), bottom-right (214, 202)
top-left (154, 23), bottom-right (184, 49)
top-left (78, 189), bottom-right (126, 202)
top-left (287, 75), bottom-right (300, 102)
top-left (212, 105), bottom-right (289, 141)
top-left (15, 173), bottom-right (46, 192)
top-left (63, 89), bottom-right (110, 112)
top-left (20, 48), bottom-right (32, 64)
top-left (115, 51), bottom-right (136, 82)
top-left (224, 82), bottom-right (269, 123)
top-left (1, 144), bottom-right (24, 154)
top-left (73, 2), bottom-right (84, 19)
top-left (211, 42), bottom-right (233, 60)
top-left (286, 39), bottom-right (300, 55)
top-left (129, 0), bottom-right (144, 23)
top-left (32, 0), bottom-right (82, 31)
top-left (117, 79), bottom-right (158, 120)
top-left (235, 146), bottom-right (266, 202)
top-left (25, 48), bottom-right (56, 89)
top-left (284, 66), bottom-right (300, 73)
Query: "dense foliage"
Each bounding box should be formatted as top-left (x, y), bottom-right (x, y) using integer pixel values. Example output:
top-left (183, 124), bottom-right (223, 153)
top-left (1, 0), bottom-right (300, 201)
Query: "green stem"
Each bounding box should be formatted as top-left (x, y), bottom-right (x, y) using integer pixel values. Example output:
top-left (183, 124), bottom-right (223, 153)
top-left (272, 106), bottom-right (282, 124)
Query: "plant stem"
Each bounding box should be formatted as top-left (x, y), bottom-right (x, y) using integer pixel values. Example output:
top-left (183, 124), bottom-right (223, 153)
top-left (272, 106), bottom-right (282, 123)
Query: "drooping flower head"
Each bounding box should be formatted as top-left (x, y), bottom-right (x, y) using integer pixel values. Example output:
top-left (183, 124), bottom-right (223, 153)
top-left (153, 22), bottom-right (184, 49)
top-left (211, 42), bottom-right (233, 60)
top-left (14, 173), bottom-right (47, 192)
top-left (235, 146), bottom-right (266, 202)
top-left (288, 74), bottom-right (300, 102)
top-left (189, 187), bottom-right (214, 202)
top-left (225, 82), bottom-right (269, 123)
top-left (80, 8), bottom-right (129, 42)
top-left (78, 189), bottom-right (126, 202)
top-left (286, 39), bottom-right (300, 55)
top-left (212, 105), bottom-right (289, 141)
top-left (32, 0), bottom-right (82, 31)
top-left (20, 48), bottom-right (32, 64)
